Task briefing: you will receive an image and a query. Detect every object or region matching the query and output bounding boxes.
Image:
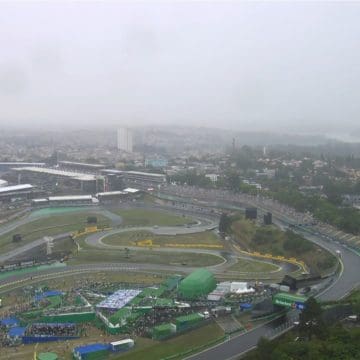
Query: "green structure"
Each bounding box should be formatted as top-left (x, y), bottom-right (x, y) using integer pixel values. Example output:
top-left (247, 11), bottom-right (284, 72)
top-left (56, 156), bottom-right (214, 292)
top-left (109, 307), bottom-right (132, 326)
top-left (273, 293), bottom-right (307, 310)
top-left (41, 311), bottom-right (96, 323)
top-left (152, 323), bottom-right (176, 340)
top-left (178, 269), bottom-right (216, 300)
top-left (37, 353), bottom-right (58, 360)
top-left (175, 313), bottom-right (204, 331)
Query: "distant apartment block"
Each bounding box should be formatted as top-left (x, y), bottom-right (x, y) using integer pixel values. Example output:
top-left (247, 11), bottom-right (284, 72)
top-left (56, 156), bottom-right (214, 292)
top-left (117, 127), bottom-right (133, 153)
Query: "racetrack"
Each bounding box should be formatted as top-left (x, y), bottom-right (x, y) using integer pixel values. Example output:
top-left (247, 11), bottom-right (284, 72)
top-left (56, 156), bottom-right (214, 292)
top-left (1, 197), bottom-right (353, 360)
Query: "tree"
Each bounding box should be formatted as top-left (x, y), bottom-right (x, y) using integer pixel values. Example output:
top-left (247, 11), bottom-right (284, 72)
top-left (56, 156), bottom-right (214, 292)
top-left (87, 216), bottom-right (97, 224)
top-left (219, 213), bottom-right (231, 234)
top-left (225, 171), bottom-right (240, 192)
top-left (256, 337), bottom-right (273, 360)
top-left (12, 234), bottom-right (22, 243)
top-left (299, 297), bottom-right (326, 340)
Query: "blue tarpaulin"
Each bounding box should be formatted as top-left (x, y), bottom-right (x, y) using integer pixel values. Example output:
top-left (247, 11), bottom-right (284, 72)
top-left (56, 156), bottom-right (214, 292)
top-left (34, 290), bottom-right (63, 302)
top-left (1, 317), bottom-right (19, 327)
top-left (74, 343), bottom-right (110, 355)
top-left (240, 303), bottom-right (252, 310)
top-left (8, 327), bottom-right (26, 338)
top-left (22, 335), bottom-right (79, 344)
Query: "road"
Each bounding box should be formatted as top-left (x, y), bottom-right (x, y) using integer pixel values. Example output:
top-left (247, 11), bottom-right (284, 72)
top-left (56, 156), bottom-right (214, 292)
top-left (171, 193), bottom-right (360, 360)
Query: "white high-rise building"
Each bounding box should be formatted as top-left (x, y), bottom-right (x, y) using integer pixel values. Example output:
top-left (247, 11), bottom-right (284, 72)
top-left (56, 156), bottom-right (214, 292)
top-left (117, 127), bottom-right (133, 152)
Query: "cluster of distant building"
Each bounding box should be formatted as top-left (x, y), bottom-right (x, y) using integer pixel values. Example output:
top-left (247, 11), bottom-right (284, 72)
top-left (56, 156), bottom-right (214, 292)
top-left (0, 160), bottom-right (167, 205)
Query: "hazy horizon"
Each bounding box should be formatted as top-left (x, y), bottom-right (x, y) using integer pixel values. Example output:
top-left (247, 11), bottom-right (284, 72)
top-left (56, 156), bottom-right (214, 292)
top-left (1, 1), bottom-right (360, 135)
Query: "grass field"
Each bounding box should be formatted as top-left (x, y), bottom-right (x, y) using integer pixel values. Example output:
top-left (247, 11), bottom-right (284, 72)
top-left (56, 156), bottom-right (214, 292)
top-left (70, 248), bottom-right (224, 267)
top-left (231, 218), bottom-right (337, 275)
top-left (111, 208), bottom-right (194, 226)
top-left (228, 257), bottom-right (280, 273)
top-left (0, 311), bottom-right (223, 360)
top-left (346, 288), bottom-right (360, 302)
top-left (115, 322), bottom-right (224, 360)
top-left (103, 230), bottom-right (222, 248)
top-left (0, 212), bottom-right (110, 253)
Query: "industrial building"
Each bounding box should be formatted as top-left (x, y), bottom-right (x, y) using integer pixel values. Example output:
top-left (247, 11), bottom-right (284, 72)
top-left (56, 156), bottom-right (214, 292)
top-left (178, 269), bottom-right (216, 300)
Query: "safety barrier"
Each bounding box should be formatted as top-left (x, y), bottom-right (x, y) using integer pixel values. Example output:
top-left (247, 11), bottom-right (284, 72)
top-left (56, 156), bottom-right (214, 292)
top-left (135, 238), bottom-right (223, 249)
top-left (72, 226), bottom-right (112, 239)
top-left (234, 245), bottom-right (309, 273)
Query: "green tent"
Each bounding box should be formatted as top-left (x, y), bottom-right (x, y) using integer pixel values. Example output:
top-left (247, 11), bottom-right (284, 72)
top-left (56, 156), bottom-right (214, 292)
top-left (178, 269), bottom-right (216, 300)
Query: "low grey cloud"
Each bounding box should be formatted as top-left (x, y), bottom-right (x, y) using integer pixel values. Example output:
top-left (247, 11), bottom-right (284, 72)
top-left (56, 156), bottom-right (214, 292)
top-left (0, 1), bottom-right (359, 137)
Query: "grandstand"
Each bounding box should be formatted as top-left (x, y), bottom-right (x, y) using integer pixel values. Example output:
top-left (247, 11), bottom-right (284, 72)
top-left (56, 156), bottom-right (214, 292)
top-left (0, 184), bottom-right (35, 202)
top-left (22, 323), bottom-right (79, 344)
top-left (101, 169), bottom-right (166, 187)
top-left (13, 166), bottom-right (103, 193)
top-left (58, 161), bottom-right (106, 172)
top-left (96, 191), bottom-right (128, 203)
top-left (0, 162), bottom-right (45, 171)
top-left (96, 289), bottom-right (142, 310)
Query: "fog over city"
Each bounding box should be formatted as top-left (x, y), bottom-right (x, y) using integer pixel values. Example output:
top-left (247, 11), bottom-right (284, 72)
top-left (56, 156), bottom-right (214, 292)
top-left (0, 1), bottom-right (360, 138)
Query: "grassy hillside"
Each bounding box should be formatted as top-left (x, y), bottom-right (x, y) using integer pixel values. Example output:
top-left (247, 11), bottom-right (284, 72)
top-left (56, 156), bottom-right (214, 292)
top-left (231, 218), bottom-right (337, 275)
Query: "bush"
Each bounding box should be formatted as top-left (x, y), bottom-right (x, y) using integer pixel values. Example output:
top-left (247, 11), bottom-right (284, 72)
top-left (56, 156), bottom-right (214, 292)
top-left (12, 234), bottom-right (22, 242)
top-left (283, 230), bottom-right (313, 253)
top-left (87, 216), bottom-right (97, 224)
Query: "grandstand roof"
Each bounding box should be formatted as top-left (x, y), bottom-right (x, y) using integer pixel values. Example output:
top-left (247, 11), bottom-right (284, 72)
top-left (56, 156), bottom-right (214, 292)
top-left (48, 195), bottom-right (93, 201)
top-left (126, 170), bottom-right (165, 178)
top-left (58, 161), bottom-right (106, 169)
top-left (96, 191), bottom-right (127, 197)
top-left (0, 184), bottom-right (33, 194)
top-left (123, 187), bottom-right (140, 193)
top-left (14, 167), bottom-right (97, 181)
top-left (101, 169), bottom-right (125, 174)
top-left (97, 289), bottom-right (141, 309)
top-left (0, 162), bottom-right (45, 166)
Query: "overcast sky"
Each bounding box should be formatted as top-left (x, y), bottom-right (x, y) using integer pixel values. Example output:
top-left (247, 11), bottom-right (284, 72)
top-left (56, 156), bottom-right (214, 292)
top-left (0, 1), bottom-right (359, 135)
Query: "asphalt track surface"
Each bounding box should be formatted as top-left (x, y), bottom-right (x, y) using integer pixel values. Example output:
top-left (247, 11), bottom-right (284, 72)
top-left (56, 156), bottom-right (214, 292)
top-left (1, 197), bottom-right (359, 360)
top-left (0, 207), bottom-right (123, 263)
top-left (0, 204), bottom-right (296, 278)
top-left (159, 190), bottom-right (360, 360)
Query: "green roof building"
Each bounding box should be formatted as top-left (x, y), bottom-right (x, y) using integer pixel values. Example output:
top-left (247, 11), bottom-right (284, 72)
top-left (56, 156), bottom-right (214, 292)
top-left (178, 269), bottom-right (216, 300)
